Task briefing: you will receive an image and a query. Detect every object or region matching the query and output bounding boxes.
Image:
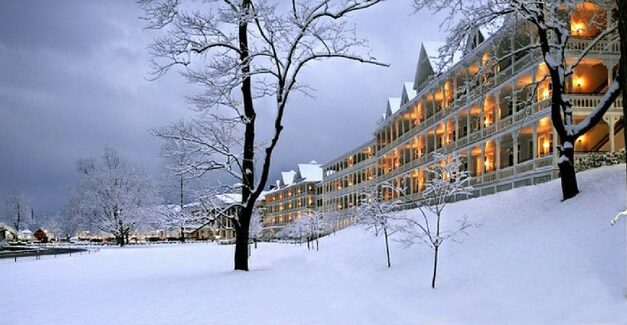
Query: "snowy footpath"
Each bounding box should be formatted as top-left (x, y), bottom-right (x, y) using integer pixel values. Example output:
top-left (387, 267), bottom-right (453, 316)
top-left (2, 165), bottom-right (627, 324)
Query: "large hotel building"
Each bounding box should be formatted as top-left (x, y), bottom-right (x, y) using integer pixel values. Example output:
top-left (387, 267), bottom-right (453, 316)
top-left (263, 2), bottom-right (624, 230)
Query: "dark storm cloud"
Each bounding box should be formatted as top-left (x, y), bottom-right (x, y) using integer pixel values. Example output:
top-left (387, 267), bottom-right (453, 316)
top-left (0, 0), bottom-right (443, 214)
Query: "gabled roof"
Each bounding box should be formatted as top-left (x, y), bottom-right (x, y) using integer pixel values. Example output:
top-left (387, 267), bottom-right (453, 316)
top-left (401, 82), bottom-right (417, 106)
top-left (297, 161), bottom-right (323, 182)
top-left (413, 42), bottom-right (440, 91)
top-left (281, 170), bottom-right (296, 186)
top-left (384, 97), bottom-right (401, 120)
top-left (414, 41), bottom-right (464, 91)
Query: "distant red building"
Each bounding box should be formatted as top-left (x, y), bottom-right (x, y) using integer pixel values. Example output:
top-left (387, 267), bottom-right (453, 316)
top-left (33, 229), bottom-right (49, 243)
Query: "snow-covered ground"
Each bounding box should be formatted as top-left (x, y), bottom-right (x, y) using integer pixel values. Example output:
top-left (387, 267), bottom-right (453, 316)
top-left (2, 165), bottom-right (627, 324)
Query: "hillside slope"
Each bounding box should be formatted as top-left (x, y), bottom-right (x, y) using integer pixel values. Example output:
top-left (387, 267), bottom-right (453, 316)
top-left (2, 165), bottom-right (626, 324)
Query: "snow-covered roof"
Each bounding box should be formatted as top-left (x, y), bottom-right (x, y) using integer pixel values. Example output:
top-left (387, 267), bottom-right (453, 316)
top-left (215, 193), bottom-right (242, 204)
top-left (281, 170), bottom-right (296, 186)
top-left (401, 82), bottom-right (417, 105)
top-left (414, 41), bottom-right (465, 92)
top-left (297, 162), bottom-right (323, 182)
top-left (268, 162), bottom-right (323, 193)
top-left (258, 190), bottom-right (270, 201)
top-left (422, 41), bottom-right (446, 68)
top-left (383, 97), bottom-right (401, 120)
top-left (414, 42), bottom-right (438, 91)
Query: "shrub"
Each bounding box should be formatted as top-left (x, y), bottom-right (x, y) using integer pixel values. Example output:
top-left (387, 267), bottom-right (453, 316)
top-left (574, 149), bottom-right (626, 172)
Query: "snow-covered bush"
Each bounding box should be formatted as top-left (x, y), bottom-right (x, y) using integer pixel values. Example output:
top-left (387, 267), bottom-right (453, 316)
top-left (574, 149), bottom-right (626, 172)
top-left (357, 182), bottom-right (403, 268)
top-left (397, 154), bottom-right (475, 288)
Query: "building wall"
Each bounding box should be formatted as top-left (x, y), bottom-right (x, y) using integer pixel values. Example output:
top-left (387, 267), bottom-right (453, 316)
top-left (263, 2), bottom-right (624, 232)
top-left (264, 181), bottom-right (318, 228)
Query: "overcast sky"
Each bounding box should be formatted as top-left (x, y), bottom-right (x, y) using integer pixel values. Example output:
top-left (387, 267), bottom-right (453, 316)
top-left (0, 0), bottom-right (444, 214)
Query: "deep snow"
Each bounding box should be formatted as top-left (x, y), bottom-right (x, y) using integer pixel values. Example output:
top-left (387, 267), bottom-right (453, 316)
top-left (2, 165), bottom-right (627, 324)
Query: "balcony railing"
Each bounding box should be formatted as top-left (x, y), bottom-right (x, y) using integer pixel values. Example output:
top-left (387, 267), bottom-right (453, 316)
top-left (515, 160), bottom-right (535, 174)
top-left (566, 38), bottom-right (620, 54)
top-left (482, 124), bottom-right (498, 137)
top-left (535, 156), bottom-right (554, 169)
top-left (497, 166), bottom-right (515, 179)
top-left (569, 94), bottom-right (623, 112)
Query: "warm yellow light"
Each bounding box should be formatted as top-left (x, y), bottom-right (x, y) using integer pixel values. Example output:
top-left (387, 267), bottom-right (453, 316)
top-left (542, 87), bottom-right (550, 100)
top-left (574, 76), bottom-right (585, 90)
top-left (484, 157), bottom-right (493, 170)
top-left (482, 52), bottom-right (490, 65)
top-left (543, 140), bottom-right (550, 153)
top-left (571, 21), bottom-right (586, 35)
top-left (484, 116), bottom-right (491, 127)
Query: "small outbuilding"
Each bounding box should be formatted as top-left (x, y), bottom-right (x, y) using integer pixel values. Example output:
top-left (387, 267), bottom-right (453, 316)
top-left (33, 228), bottom-right (49, 243)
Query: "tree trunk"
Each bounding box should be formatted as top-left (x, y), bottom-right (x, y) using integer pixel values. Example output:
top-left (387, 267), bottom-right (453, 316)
top-left (15, 201), bottom-right (21, 233)
top-left (234, 0), bottom-right (255, 272)
top-left (316, 234), bottom-right (319, 251)
top-left (557, 145), bottom-right (579, 200)
top-left (254, 239), bottom-right (257, 249)
top-left (383, 227), bottom-right (391, 268)
top-left (432, 245), bottom-right (439, 289)
top-left (234, 207), bottom-right (252, 271)
top-left (180, 175), bottom-right (185, 243)
top-left (616, 0), bottom-right (627, 297)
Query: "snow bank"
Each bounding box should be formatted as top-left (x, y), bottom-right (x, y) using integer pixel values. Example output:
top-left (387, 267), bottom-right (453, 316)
top-left (1, 166), bottom-right (626, 324)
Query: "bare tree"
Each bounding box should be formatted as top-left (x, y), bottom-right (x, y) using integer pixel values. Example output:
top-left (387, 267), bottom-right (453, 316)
top-left (414, 0), bottom-right (622, 200)
top-left (279, 212), bottom-right (328, 250)
top-left (68, 147), bottom-right (160, 247)
top-left (357, 182), bottom-right (403, 268)
top-left (397, 154), bottom-right (475, 289)
top-left (249, 206), bottom-right (264, 249)
top-left (140, 0), bottom-right (386, 270)
top-left (4, 194), bottom-right (31, 235)
top-left (153, 204), bottom-right (198, 241)
top-left (158, 135), bottom-right (200, 241)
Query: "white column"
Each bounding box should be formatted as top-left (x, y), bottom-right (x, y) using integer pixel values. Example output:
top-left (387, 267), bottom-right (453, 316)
top-left (480, 143), bottom-right (486, 175)
top-left (605, 59), bottom-right (614, 88)
top-left (433, 128), bottom-right (437, 150)
top-left (532, 122), bottom-right (538, 160)
top-left (513, 134), bottom-right (519, 167)
top-left (453, 78), bottom-right (458, 107)
top-left (495, 139), bottom-right (501, 171)
top-left (480, 99), bottom-right (485, 131)
top-left (511, 82), bottom-right (517, 114)
top-left (455, 113), bottom-right (460, 141)
top-left (466, 110), bottom-right (471, 135)
top-left (604, 115), bottom-right (617, 152)
top-left (466, 150), bottom-right (472, 175)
